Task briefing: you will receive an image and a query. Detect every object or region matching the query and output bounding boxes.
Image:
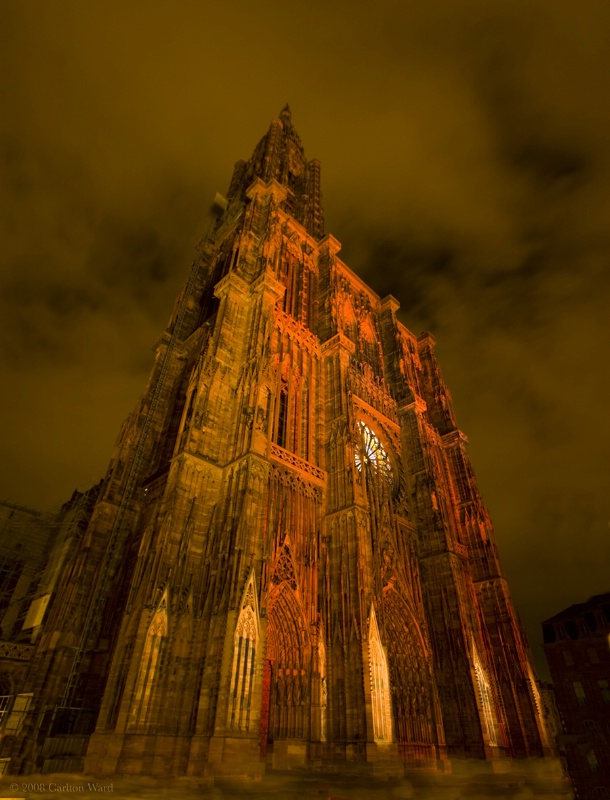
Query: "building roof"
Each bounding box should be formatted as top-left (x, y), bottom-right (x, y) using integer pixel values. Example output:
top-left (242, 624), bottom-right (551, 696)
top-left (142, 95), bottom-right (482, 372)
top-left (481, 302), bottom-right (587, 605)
top-left (543, 592), bottom-right (610, 625)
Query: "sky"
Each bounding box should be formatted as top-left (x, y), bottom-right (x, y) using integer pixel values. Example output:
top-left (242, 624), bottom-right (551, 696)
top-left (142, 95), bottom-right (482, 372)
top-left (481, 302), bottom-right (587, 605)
top-left (1, 0), bottom-right (609, 676)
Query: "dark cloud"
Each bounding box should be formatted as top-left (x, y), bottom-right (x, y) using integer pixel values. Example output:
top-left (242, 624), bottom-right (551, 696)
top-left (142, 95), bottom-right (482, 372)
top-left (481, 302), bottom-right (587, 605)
top-left (1, 0), bottom-right (609, 676)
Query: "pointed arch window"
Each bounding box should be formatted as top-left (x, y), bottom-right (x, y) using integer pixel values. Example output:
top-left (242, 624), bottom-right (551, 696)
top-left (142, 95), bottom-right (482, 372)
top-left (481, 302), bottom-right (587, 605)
top-left (342, 299), bottom-right (358, 344)
top-left (318, 634), bottom-right (327, 742)
top-left (525, 666), bottom-right (549, 747)
top-left (228, 578), bottom-right (259, 732)
top-left (368, 607), bottom-right (392, 743)
top-left (276, 385), bottom-right (288, 449)
top-left (473, 653), bottom-right (498, 747)
top-left (130, 610), bottom-right (167, 727)
top-left (359, 319), bottom-right (381, 372)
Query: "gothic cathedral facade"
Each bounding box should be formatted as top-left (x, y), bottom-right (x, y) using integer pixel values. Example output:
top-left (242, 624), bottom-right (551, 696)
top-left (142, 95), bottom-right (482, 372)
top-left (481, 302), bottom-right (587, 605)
top-left (11, 108), bottom-right (551, 779)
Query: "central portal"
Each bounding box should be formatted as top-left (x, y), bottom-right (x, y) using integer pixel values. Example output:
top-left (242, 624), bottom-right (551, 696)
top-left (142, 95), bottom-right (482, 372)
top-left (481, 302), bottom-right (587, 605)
top-left (261, 582), bottom-right (312, 766)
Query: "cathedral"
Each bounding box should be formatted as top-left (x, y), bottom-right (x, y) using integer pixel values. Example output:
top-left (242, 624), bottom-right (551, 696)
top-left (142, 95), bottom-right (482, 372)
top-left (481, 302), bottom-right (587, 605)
top-left (4, 107), bottom-right (562, 786)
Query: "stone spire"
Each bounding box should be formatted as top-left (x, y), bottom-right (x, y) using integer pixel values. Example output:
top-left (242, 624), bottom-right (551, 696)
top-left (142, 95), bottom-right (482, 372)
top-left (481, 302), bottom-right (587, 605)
top-left (226, 107), bottom-right (324, 239)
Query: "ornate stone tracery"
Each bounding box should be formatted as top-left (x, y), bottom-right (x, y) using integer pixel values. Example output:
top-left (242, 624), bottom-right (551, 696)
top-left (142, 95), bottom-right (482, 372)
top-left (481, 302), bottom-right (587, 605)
top-left (472, 648), bottom-right (500, 747)
top-left (129, 604), bottom-right (168, 729)
top-left (355, 420), bottom-right (392, 482)
top-left (265, 585), bottom-right (310, 740)
top-left (17, 108), bottom-right (556, 783)
top-left (228, 573), bottom-right (260, 733)
top-left (271, 542), bottom-right (298, 591)
top-left (368, 605), bottom-right (392, 743)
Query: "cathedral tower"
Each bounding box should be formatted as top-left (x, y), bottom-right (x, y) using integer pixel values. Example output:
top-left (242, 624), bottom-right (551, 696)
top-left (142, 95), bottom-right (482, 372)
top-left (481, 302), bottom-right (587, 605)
top-left (9, 108), bottom-right (552, 780)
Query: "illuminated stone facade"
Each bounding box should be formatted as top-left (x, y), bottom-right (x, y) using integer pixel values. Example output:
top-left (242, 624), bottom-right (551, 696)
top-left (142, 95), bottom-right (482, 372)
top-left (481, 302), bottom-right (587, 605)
top-left (8, 108), bottom-right (555, 781)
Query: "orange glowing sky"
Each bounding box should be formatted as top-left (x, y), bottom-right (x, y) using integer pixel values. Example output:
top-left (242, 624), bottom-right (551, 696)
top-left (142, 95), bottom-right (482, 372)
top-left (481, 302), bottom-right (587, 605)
top-left (1, 0), bottom-right (609, 675)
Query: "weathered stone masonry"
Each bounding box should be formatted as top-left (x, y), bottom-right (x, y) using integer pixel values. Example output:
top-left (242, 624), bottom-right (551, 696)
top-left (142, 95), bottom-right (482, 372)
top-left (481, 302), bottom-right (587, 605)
top-left (8, 106), bottom-right (552, 780)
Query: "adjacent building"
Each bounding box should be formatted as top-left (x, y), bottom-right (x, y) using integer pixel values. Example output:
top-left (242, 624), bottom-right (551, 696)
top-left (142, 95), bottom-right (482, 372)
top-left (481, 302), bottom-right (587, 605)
top-left (543, 594), bottom-right (610, 798)
top-left (0, 499), bottom-right (53, 751)
top-left (0, 488), bottom-right (100, 772)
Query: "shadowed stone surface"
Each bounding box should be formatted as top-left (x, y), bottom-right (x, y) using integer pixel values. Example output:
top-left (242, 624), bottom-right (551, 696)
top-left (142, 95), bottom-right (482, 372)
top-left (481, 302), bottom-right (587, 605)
top-left (2, 111), bottom-right (568, 797)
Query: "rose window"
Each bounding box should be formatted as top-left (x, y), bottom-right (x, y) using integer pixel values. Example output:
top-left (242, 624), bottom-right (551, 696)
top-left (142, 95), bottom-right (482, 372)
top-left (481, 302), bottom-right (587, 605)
top-left (354, 421), bottom-right (392, 480)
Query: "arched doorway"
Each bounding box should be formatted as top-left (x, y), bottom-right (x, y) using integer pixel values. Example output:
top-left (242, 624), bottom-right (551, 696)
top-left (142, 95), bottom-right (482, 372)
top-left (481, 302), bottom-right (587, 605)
top-left (382, 587), bottom-right (441, 762)
top-left (261, 585), bottom-right (310, 757)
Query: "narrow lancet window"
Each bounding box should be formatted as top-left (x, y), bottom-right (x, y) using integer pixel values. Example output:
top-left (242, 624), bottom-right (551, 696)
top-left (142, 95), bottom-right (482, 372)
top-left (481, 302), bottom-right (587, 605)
top-left (368, 605), bottom-right (392, 743)
top-left (318, 634), bottom-right (327, 742)
top-left (277, 386), bottom-right (288, 449)
top-left (130, 610), bottom-right (167, 727)
top-left (473, 651), bottom-right (498, 746)
top-left (228, 573), bottom-right (260, 732)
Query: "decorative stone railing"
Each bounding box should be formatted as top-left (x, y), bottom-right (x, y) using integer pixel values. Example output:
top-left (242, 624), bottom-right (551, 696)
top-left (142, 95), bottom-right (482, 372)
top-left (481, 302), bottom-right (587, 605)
top-left (269, 443), bottom-right (326, 485)
top-left (275, 310), bottom-right (320, 353)
top-left (0, 640), bottom-right (35, 661)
